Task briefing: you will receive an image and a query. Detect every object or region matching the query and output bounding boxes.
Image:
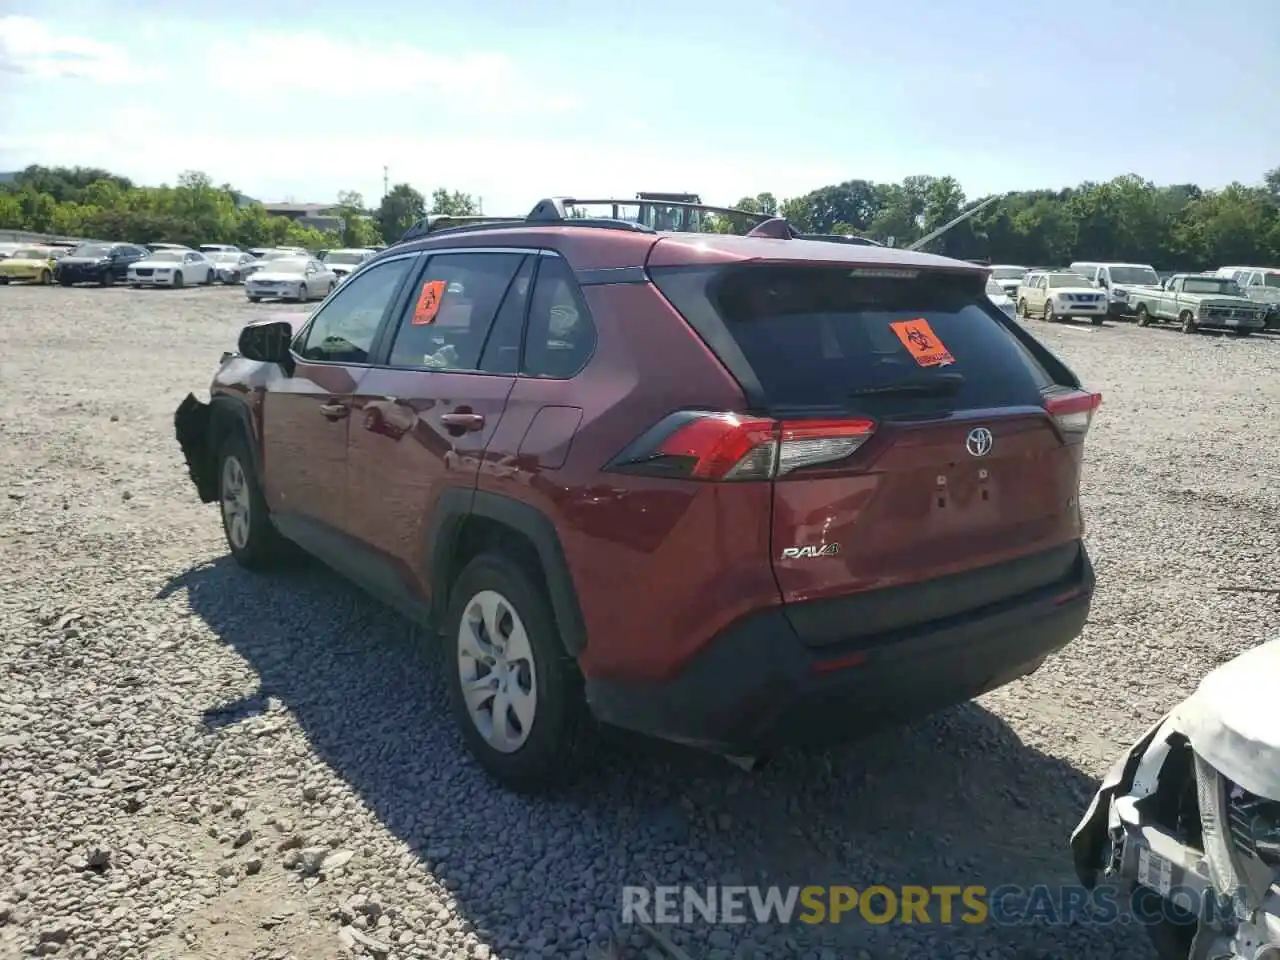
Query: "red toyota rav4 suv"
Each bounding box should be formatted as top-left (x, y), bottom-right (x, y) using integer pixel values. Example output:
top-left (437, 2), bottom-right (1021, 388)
top-left (175, 198), bottom-right (1100, 791)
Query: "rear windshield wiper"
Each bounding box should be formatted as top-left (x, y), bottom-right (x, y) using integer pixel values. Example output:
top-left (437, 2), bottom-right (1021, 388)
top-left (848, 373), bottom-right (965, 398)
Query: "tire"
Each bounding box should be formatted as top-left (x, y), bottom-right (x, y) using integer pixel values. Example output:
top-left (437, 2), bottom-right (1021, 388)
top-left (59, 277), bottom-right (72, 287)
top-left (327, 282), bottom-right (335, 295)
top-left (1179, 310), bottom-right (1197, 334)
top-left (1136, 304), bottom-right (1151, 327)
top-left (248, 296), bottom-right (261, 303)
top-left (295, 284), bottom-right (307, 302)
top-left (1043, 301), bottom-right (1055, 323)
top-left (99, 271), bottom-right (114, 287)
top-left (216, 432), bottom-right (287, 569)
top-left (1017, 298), bottom-right (1028, 319)
top-left (0, 277), bottom-right (8, 285)
top-left (202, 268), bottom-right (214, 286)
top-left (173, 271), bottom-right (184, 289)
top-left (1131, 884), bottom-right (1196, 960)
top-left (445, 553), bottom-right (592, 792)
top-left (39, 270), bottom-right (51, 285)
top-left (129, 283), bottom-right (140, 289)
top-left (1091, 315), bottom-right (1104, 326)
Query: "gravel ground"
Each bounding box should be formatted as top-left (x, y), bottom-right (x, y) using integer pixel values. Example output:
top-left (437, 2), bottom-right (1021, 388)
top-left (1, 284), bottom-right (1277, 960)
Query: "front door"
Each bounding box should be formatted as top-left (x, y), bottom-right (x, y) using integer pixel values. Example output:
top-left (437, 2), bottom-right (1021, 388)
top-left (345, 250), bottom-right (531, 602)
top-left (261, 253), bottom-right (418, 539)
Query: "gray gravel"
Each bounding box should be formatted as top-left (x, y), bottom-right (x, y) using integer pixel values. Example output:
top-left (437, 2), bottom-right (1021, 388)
top-left (1, 285), bottom-right (1277, 960)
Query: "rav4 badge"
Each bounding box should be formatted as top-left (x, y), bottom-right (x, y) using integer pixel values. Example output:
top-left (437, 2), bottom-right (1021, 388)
top-left (780, 543), bottom-right (842, 560)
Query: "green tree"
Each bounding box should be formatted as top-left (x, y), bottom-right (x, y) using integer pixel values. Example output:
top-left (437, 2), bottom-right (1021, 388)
top-left (377, 184), bottom-right (427, 243)
top-left (429, 188), bottom-right (480, 216)
top-left (334, 190), bottom-right (382, 247)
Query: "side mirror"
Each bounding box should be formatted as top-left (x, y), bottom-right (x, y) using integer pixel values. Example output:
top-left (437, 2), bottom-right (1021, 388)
top-left (238, 319), bottom-right (295, 367)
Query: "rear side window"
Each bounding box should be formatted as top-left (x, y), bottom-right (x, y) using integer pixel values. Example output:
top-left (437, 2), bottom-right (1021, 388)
top-left (522, 256), bottom-right (596, 379)
top-left (656, 265), bottom-right (1054, 415)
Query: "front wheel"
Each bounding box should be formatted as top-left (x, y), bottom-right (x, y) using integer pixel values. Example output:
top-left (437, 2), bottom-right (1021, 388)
top-left (0, 276), bottom-right (8, 285)
top-left (1180, 310), bottom-right (1197, 334)
top-left (1136, 304), bottom-right (1151, 327)
top-left (202, 268), bottom-right (214, 286)
top-left (248, 295), bottom-right (261, 303)
top-left (99, 271), bottom-right (114, 287)
top-left (445, 554), bottom-right (592, 792)
top-left (216, 433), bottom-right (287, 569)
top-left (1017, 298), bottom-right (1028, 318)
top-left (59, 277), bottom-right (72, 287)
top-left (38, 270), bottom-right (51, 285)
top-left (295, 284), bottom-right (307, 302)
top-left (1043, 302), bottom-right (1055, 323)
top-left (173, 271), bottom-right (184, 289)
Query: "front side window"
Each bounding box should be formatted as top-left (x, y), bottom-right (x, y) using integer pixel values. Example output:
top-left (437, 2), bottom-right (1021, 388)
top-left (386, 252), bottom-right (526, 371)
top-left (295, 256), bottom-right (414, 363)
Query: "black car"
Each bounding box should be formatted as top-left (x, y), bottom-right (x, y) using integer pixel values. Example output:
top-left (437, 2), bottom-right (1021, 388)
top-left (54, 242), bottom-right (148, 287)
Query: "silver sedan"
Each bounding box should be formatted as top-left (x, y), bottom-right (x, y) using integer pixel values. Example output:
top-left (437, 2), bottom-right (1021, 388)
top-left (244, 257), bottom-right (337, 303)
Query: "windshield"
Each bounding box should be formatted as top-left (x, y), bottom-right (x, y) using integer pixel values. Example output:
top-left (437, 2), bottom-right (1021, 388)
top-left (1110, 266), bottom-right (1159, 286)
top-left (989, 267), bottom-right (1026, 280)
top-left (985, 279), bottom-right (1006, 297)
top-left (1182, 277), bottom-right (1242, 296)
top-left (323, 251), bottom-right (366, 265)
top-left (1048, 273), bottom-right (1089, 288)
top-left (14, 248), bottom-right (49, 259)
top-left (210, 252), bottom-right (241, 263)
top-left (73, 244), bottom-right (112, 258)
top-left (261, 259), bottom-right (307, 274)
top-left (261, 250), bottom-right (298, 261)
top-left (147, 251), bottom-right (185, 263)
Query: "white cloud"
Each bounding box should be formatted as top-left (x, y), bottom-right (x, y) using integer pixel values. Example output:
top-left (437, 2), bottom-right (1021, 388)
top-left (0, 15), bottom-right (153, 84)
top-left (204, 33), bottom-right (581, 114)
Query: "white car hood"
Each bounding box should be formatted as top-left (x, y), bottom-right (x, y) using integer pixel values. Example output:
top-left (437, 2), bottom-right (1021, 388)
top-left (133, 259), bottom-right (185, 270)
top-left (1172, 637), bottom-right (1280, 800)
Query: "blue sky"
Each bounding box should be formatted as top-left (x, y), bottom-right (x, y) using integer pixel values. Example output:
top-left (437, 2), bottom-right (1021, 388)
top-left (1, 0), bottom-right (1277, 212)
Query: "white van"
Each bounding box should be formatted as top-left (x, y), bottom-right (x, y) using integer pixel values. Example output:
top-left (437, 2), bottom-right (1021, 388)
top-left (1068, 261), bottom-right (1161, 319)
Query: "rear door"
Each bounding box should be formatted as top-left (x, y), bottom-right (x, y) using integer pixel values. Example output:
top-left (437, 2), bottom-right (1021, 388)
top-left (655, 262), bottom-right (1094, 629)
top-left (345, 250), bottom-right (528, 595)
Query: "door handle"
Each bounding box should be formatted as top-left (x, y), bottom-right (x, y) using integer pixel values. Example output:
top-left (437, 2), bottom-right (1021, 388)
top-left (439, 411), bottom-right (485, 432)
top-left (319, 402), bottom-right (349, 420)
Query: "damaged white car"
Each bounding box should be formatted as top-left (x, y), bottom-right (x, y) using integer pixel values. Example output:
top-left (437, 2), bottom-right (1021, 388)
top-left (1071, 639), bottom-right (1279, 960)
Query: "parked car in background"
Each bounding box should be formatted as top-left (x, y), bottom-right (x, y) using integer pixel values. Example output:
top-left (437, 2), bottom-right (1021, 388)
top-left (987, 264), bottom-right (1028, 298)
top-left (0, 242), bottom-right (25, 260)
top-left (146, 242), bottom-right (191, 253)
top-left (1018, 271), bottom-right (1107, 324)
top-left (243, 256), bottom-right (336, 302)
top-left (243, 248), bottom-right (312, 279)
top-left (1068, 261), bottom-right (1161, 319)
top-left (199, 243), bottom-right (242, 255)
top-left (1071, 638), bottom-right (1279, 960)
top-left (1216, 266), bottom-right (1280, 328)
top-left (53, 242), bottom-right (148, 286)
top-left (1131, 274), bottom-right (1268, 334)
top-left (986, 277), bottom-right (1016, 319)
top-left (0, 246), bottom-right (57, 285)
top-left (174, 199), bottom-right (1100, 790)
top-left (208, 251), bottom-right (255, 284)
top-left (127, 249), bottom-right (216, 288)
top-left (319, 247), bottom-right (376, 280)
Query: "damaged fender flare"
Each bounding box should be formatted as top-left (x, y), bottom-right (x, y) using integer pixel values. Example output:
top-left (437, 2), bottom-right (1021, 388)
top-left (174, 393), bottom-right (259, 504)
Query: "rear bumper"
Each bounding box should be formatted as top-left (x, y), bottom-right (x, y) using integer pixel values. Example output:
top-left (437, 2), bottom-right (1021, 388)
top-left (174, 393), bottom-right (218, 502)
top-left (585, 545), bottom-right (1094, 752)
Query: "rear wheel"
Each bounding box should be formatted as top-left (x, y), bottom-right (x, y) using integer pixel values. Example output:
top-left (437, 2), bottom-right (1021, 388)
top-left (0, 277), bottom-right (8, 285)
top-left (38, 270), bottom-right (51, 285)
top-left (445, 553), bottom-right (592, 792)
top-left (217, 432), bottom-right (288, 569)
top-left (1179, 310), bottom-right (1197, 334)
top-left (1136, 303), bottom-right (1151, 327)
top-left (1043, 301), bottom-right (1055, 323)
top-left (173, 271), bottom-right (184, 289)
top-left (1017, 298), bottom-right (1028, 318)
top-left (295, 283), bottom-right (307, 302)
top-left (202, 268), bottom-right (214, 285)
top-left (59, 277), bottom-right (72, 287)
top-left (1090, 315), bottom-right (1104, 326)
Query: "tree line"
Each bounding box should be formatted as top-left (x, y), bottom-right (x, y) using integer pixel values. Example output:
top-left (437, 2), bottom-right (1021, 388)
top-left (2, 164), bottom-right (1278, 268)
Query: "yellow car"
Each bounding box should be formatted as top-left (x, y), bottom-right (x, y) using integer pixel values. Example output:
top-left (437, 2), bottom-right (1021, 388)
top-left (0, 246), bottom-right (57, 285)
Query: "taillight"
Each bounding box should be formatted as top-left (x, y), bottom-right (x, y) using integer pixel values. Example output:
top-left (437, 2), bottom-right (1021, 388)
top-left (1044, 389), bottom-right (1102, 437)
top-left (606, 411), bottom-right (876, 480)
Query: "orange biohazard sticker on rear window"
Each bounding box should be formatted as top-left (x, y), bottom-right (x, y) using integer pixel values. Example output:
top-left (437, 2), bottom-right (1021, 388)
top-left (411, 279), bottom-right (447, 325)
top-left (889, 318), bottom-right (955, 367)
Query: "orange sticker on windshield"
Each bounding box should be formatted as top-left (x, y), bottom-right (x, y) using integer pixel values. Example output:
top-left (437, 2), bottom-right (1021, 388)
top-left (411, 280), bottom-right (447, 325)
top-left (889, 318), bottom-right (955, 367)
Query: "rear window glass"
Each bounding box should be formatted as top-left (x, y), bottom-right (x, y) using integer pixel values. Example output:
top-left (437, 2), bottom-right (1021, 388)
top-left (706, 266), bottom-right (1053, 415)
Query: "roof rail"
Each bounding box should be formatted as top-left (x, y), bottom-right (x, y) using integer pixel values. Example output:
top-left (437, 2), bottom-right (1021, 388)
top-left (397, 214), bottom-right (525, 245)
top-left (527, 197), bottom-right (783, 231)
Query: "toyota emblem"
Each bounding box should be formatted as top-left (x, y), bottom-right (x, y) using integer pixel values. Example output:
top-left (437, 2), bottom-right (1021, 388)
top-left (965, 427), bottom-right (993, 458)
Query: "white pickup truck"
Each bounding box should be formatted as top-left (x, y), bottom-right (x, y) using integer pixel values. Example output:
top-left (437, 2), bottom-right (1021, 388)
top-left (1130, 274), bottom-right (1269, 334)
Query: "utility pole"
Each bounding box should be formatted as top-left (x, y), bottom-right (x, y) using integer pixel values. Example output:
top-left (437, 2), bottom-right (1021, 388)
top-left (382, 166), bottom-right (389, 201)
top-left (478, 196), bottom-right (484, 214)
